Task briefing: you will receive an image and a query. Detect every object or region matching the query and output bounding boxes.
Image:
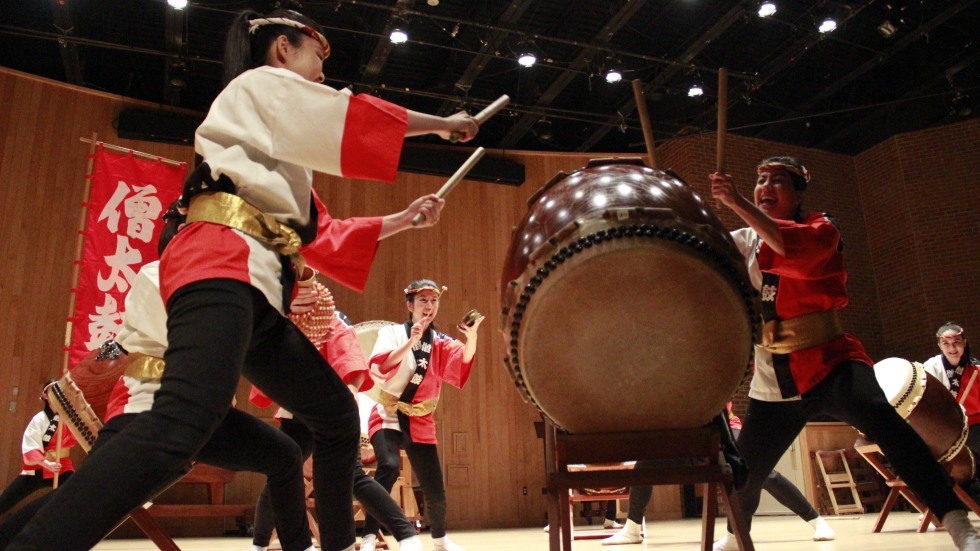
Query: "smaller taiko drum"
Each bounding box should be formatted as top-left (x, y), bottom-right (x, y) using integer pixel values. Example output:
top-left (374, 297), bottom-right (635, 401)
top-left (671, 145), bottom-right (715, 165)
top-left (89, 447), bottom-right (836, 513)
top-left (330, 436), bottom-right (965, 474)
top-left (873, 357), bottom-right (975, 482)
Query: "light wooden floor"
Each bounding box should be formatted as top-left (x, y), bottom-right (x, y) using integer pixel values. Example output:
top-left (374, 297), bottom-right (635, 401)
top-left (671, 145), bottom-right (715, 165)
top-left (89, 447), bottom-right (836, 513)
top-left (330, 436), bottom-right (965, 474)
top-left (90, 512), bottom-right (975, 550)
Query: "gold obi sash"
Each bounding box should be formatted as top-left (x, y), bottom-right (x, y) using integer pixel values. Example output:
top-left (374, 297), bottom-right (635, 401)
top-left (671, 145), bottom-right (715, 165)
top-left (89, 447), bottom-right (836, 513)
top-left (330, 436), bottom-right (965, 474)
top-left (45, 449), bottom-right (71, 461)
top-left (125, 353), bottom-right (166, 379)
top-left (758, 310), bottom-right (843, 355)
top-left (378, 390), bottom-right (439, 417)
top-left (186, 191), bottom-right (306, 274)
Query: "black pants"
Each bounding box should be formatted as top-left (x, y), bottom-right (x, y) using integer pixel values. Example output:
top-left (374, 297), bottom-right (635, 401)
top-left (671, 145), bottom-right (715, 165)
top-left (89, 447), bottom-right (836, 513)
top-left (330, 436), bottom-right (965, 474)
top-left (0, 471), bottom-right (71, 519)
top-left (0, 408), bottom-right (310, 551)
top-left (9, 280), bottom-right (359, 551)
top-left (253, 419), bottom-right (417, 546)
top-left (364, 428), bottom-right (447, 539)
top-left (728, 361), bottom-right (963, 533)
top-left (623, 429), bottom-right (817, 524)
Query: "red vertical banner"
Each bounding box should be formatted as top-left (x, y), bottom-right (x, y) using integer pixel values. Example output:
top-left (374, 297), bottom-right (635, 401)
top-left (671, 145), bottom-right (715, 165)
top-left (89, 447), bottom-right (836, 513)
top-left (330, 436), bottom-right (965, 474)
top-left (68, 145), bottom-right (185, 366)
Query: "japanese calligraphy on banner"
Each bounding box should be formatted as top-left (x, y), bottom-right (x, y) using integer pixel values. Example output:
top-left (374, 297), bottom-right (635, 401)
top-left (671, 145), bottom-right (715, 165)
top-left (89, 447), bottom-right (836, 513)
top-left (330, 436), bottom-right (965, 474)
top-left (68, 145), bottom-right (185, 366)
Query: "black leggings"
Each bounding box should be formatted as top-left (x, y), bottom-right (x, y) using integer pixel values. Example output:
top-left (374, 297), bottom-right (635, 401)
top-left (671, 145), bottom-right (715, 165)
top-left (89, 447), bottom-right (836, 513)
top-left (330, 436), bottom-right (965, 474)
top-left (0, 472), bottom-right (71, 519)
top-left (728, 361), bottom-right (963, 533)
top-left (252, 419), bottom-right (417, 546)
top-left (8, 280), bottom-right (359, 551)
top-left (624, 429), bottom-right (817, 524)
top-left (363, 429), bottom-right (447, 539)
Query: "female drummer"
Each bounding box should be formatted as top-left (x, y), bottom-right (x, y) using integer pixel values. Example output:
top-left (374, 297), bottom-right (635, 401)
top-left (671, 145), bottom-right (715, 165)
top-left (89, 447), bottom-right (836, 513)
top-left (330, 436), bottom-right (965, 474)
top-left (923, 323), bottom-right (980, 456)
top-left (363, 280), bottom-right (483, 551)
top-left (708, 156), bottom-right (980, 551)
top-left (7, 8), bottom-right (476, 551)
top-left (0, 382), bottom-right (76, 518)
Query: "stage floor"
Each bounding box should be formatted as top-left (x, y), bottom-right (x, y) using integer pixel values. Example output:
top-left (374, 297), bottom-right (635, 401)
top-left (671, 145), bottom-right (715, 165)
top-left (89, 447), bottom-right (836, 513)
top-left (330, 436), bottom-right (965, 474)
top-left (91, 511), bottom-right (975, 550)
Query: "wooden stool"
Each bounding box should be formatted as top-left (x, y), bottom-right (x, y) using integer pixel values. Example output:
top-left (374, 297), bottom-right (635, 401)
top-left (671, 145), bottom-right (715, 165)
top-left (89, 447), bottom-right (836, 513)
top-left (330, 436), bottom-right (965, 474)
top-left (541, 419), bottom-right (754, 551)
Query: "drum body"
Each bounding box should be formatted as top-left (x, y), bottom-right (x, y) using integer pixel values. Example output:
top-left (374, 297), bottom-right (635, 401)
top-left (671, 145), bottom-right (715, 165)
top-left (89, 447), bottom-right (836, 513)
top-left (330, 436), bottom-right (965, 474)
top-left (873, 357), bottom-right (974, 482)
top-left (500, 158), bottom-right (758, 434)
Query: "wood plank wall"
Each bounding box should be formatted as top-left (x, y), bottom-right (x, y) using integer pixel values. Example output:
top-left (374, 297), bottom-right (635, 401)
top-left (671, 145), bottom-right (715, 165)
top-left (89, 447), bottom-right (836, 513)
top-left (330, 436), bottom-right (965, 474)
top-left (3, 66), bottom-right (978, 535)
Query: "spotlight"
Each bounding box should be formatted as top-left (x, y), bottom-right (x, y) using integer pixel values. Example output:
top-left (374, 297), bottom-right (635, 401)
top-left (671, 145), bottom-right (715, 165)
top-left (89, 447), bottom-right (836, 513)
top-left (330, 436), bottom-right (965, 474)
top-left (167, 0), bottom-right (187, 8)
top-left (687, 84), bottom-right (703, 97)
top-left (950, 91), bottom-right (972, 117)
top-left (517, 41), bottom-right (537, 67)
top-left (877, 20), bottom-right (898, 38)
top-left (757, 2), bottom-right (777, 18)
top-left (427, 0), bottom-right (439, 5)
top-left (390, 28), bottom-right (408, 44)
top-left (818, 17), bottom-right (837, 33)
top-left (605, 68), bottom-right (623, 84)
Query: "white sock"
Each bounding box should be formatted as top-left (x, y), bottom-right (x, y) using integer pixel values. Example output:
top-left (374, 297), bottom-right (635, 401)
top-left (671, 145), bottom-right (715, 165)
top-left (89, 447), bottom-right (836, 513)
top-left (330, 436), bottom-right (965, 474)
top-left (398, 534), bottom-right (423, 551)
top-left (809, 516), bottom-right (835, 540)
top-left (251, 546), bottom-right (268, 551)
top-left (622, 518), bottom-right (642, 536)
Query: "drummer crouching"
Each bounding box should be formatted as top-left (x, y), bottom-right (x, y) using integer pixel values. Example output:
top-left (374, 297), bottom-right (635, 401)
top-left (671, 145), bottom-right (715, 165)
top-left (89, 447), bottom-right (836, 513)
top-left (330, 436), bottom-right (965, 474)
top-left (709, 156), bottom-right (980, 551)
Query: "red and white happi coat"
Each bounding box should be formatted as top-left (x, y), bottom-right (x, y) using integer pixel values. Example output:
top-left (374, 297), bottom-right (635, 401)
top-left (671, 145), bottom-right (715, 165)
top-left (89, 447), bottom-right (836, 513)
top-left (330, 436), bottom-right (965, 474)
top-left (367, 324), bottom-right (473, 444)
top-left (107, 196), bottom-right (383, 420)
top-left (21, 411), bottom-right (76, 478)
top-left (923, 355), bottom-right (980, 427)
top-left (160, 65), bottom-right (407, 312)
top-left (730, 212), bottom-right (872, 400)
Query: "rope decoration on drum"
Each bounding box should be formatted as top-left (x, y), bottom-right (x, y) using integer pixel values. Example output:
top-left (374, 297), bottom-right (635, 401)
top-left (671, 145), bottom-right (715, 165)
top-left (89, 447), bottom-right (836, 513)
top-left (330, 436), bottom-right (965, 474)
top-left (48, 382), bottom-right (98, 449)
top-left (503, 222), bottom-right (760, 431)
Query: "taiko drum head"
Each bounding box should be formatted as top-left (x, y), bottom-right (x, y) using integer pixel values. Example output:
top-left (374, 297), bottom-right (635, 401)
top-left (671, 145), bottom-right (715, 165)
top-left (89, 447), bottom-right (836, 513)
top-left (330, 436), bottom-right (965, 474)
top-left (500, 158), bottom-right (758, 434)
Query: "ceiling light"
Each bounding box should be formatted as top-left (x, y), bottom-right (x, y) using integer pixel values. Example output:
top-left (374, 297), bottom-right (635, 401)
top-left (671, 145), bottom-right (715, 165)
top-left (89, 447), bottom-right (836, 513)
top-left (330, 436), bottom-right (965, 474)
top-left (757, 2), bottom-right (777, 18)
top-left (390, 28), bottom-right (408, 44)
top-left (818, 18), bottom-right (837, 33)
top-left (167, 0), bottom-right (187, 8)
top-left (427, 0), bottom-right (439, 5)
top-left (605, 69), bottom-right (623, 84)
top-left (877, 20), bottom-right (898, 38)
top-left (687, 84), bottom-right (703, 97)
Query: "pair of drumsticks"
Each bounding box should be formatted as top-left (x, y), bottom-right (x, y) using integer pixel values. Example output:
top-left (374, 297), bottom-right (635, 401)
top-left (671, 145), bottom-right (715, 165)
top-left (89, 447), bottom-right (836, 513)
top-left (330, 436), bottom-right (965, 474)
top-left (410, 94), bottom-right (510, 226)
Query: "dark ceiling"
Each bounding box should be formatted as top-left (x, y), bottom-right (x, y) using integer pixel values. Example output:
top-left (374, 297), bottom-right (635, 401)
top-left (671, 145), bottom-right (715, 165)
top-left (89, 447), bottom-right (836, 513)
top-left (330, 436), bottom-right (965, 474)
top-left (1, 0), bottom-right (977, 156)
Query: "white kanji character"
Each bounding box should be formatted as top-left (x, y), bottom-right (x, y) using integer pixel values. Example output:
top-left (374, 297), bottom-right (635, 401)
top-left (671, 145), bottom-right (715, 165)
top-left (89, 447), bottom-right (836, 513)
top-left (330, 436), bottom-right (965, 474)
top-left (124, 185), bottom-right (162, 243)
top-left (97, 235), bottom-right (142, 293)
top-left (85, 294), bottom-right (123, 350)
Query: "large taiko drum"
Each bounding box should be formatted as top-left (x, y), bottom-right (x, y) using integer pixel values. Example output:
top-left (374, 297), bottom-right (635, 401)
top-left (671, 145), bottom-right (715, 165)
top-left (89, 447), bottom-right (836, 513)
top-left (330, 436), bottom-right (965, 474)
top-left (873, 357), bottom-right (975, 482)
top-left (500, 158), bottom-right (759, 434)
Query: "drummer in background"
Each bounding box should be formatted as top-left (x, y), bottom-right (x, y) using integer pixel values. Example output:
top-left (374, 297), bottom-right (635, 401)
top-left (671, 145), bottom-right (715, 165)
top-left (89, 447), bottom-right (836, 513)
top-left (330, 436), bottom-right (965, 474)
top-left (0, 382), bottom-right (76, 519)
top-left (923, 323), bottom-right (980, 457)
top-left (708, 156), bottom-right (980, 551)
top-left (363, 280), bottom-right (483, 551)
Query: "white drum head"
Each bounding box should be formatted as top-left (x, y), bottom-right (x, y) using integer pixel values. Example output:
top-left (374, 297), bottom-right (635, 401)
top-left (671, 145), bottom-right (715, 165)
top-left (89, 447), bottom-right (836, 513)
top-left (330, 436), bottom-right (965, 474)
top-left (873, 357), bottom-right (925, 417)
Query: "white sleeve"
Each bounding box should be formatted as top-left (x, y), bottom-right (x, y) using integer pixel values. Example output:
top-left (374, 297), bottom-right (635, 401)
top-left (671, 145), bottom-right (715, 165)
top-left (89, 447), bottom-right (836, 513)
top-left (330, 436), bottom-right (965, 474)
top-left (21, 412), bottom-right (49, 460)
top-left (922, 355), bottom-right (952, 389)
top-left (115, 262), bottom-right (168, 358)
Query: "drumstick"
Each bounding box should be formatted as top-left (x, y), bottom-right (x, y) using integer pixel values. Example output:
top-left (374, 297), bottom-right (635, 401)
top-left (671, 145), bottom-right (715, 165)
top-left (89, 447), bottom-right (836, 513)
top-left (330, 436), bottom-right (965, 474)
top-left (52, 423), bottom-right (63, 489)
top-left (631, 80), bottom-right (658, 169)
top-left (960, 370), bottom-right (978, 406)
top-left (715, 67), bottom-right (728, 209)
top-left (411, 147), bottom-right (486, 226)
top-left (449, 95), bottom-right (510, 143)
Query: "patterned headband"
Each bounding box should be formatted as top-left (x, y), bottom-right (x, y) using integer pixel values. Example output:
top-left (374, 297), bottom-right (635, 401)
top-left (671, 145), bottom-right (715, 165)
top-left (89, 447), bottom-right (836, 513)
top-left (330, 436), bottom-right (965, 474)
top-left (248, 17), bottom-right (330, 58)
top-left (405, 284), bottom-right (448, 297)
top-left (757, 161), bottom-right (811, 183)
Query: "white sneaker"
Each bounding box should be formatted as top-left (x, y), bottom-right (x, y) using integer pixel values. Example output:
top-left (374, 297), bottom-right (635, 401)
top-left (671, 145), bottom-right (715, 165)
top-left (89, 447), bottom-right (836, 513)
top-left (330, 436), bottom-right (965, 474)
top-left (398, 535), bottom-right (423, 551)
top-left (712, 531), bottom-right (739, 551)
top-left (943, 510), bottom-right (980, 551)
top-left (601, 527), bottom-right (641, 545)
top-left (251, 546), bottom-right (268, 551)
top-left (360, 534), bottom-right (377, 551)
top-left (432, 535), bottom-right (464, 551)
top-left (603, 519), bottom-right (624, 529)
top-left (811, 517), bottom-right (835, 541)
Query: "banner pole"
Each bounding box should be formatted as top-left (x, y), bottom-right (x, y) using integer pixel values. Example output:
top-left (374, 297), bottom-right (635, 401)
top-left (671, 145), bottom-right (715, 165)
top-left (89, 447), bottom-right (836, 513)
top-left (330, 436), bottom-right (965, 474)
top-left (78, 138), bottom-right (184, 168)
top-left (62, 134), bottom-right (99, 374)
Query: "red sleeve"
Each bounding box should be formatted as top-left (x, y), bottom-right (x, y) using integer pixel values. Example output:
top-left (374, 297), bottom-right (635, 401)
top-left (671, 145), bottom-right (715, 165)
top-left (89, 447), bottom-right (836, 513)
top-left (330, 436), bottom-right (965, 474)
top-left (431, 336), bottom-right (473, 389)
top-left (300, 191), bottom-right (383, 293)
top-left (321, 319), bottom-right (374, 392)
top-left (339, 94), bottom-right (408, 182)
top-left (249, 385), bottom-right (275, 409)
top-left (23, 450), bottom-right (45, 465)
top-left (756, 217), bottom-right (844, 280)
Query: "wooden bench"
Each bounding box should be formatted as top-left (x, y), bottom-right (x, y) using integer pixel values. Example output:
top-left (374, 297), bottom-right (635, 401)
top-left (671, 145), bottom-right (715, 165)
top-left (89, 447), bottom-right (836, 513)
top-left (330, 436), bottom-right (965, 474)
top-left (145, 463), bottom-right (255, 533)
